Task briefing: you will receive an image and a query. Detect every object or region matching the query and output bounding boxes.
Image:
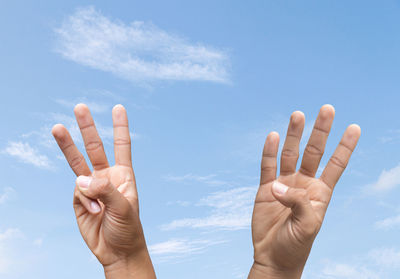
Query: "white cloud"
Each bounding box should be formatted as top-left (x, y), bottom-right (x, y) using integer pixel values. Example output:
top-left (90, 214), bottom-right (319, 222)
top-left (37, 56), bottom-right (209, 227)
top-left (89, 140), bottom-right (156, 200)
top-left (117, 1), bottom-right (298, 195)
top-left (0, 188), bottom-right (16, 205)
top-left (0, 228), bottom-right (24, 274)
top-left (162, 186), bottom-right (257, 231)
top-left (306, 247), bottom-right (400, 279)
top-left (378, 129), bottom-right (400, 144)
top-left (368, 164), bottom-right (400, 192)
top-left (164, 173), bottom-right (228, 186)
top-left (2, 142), bottom-right (52, 169)
top-left (166, 200), bottom-right (191, 207)
top-left (0, 228), bottom-right (23, 242)
top-left (0, 228), bottom-right (45, 275)
top-left (369, 248), bottom-right (400, 268)
top-left (320, 262), bottom-right (379, 279)
top-left (32, 238), bottom-right (43, 247)
top-left (148, 238), bottom-right (226, 263)
top-left (375, 214), bottom-right (400, 230)
top-left (149, 238), bottom-right (223, 256)
top-left (55, 6), bottom-right (230, 84)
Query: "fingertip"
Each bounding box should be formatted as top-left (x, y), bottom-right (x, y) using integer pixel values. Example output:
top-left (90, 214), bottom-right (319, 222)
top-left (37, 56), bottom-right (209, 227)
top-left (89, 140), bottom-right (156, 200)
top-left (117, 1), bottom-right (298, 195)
top-left (90, 200), bottom-right (101, 214)
top-left (320, 104), bottom-right (335, 118)
top-left (268, 131), bottom-right (280, 141)
top-left (112, 104), bottom-right (127, 120)
top-left (113, 104), bottom-right (125, 111)
top-left (346, 124), bottom-right (362, 139)
top-left (291, 111), bottom-right (305, 125)
top-left (76, 175), bottom-right (92, 190)
top-left (349, 123), bottom-right (361, 133)
top-left (51, 124), bottom-right (66, 138)
top-left (74, 103), bottom-right (90, 117)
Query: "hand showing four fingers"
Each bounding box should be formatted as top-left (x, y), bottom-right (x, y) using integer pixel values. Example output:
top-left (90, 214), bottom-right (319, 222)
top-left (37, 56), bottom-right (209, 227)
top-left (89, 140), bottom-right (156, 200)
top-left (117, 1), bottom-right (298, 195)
top-left (52, 104), bottom-right (156, 279)
top-left (248, 105), bottom-right (361, 279)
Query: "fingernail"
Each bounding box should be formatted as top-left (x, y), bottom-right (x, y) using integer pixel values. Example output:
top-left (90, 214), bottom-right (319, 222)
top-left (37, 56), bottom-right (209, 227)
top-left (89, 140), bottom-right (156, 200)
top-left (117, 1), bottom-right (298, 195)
top-left (90, 201), bottom-right (101, 213)
top-left (77, 176), bottom-right (92, 189)
top-left (272, 181), bottom-right (288, 195)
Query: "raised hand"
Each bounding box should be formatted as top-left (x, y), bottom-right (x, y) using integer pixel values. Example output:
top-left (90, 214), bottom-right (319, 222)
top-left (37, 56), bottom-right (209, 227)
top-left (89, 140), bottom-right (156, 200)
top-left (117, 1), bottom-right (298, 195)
top-left (248, 105), bottom-right (361, 279)
top-left (52, 104), bottom-right (156, 279)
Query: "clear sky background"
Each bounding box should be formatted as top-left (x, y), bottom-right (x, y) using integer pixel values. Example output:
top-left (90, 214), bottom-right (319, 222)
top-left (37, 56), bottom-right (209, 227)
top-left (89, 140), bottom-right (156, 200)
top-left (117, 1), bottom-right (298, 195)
top-left (1, 1), bottom-right (400, 278)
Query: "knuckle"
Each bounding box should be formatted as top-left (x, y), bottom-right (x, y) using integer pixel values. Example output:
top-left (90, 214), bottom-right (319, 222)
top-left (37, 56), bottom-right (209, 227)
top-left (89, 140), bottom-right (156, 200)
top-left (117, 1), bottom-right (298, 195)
top-left (85, 141), bottom-right (103, 152)
top-left (280, 169), bottom-right (294, 176)
top-left (114, 137), bottom-right (131, 146)
top-left (261, 165), bottom-right (276, 172)
top-left (69, 155), bottom-right (85, 169)
top-left (281, 149), bottom-right (298, 159)
top-left (304, 144), bottom-right (324, 156)
top-left (92, 162), bottom-right (109, 169)
top-left (329, 155), bottom-right (347, 169)
top-left (262, 153), bottom-right (276, 160)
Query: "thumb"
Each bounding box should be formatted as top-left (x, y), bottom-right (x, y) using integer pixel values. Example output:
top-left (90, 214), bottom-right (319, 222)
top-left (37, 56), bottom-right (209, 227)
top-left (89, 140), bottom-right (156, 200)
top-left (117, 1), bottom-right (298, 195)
top-left (76, 176), bottom-right (128, 213)
top-left (271, 181), bottom-right (318, 235)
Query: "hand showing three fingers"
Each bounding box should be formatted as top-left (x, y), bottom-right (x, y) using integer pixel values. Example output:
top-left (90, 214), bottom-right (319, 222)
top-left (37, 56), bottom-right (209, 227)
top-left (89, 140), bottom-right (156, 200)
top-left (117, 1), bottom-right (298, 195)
top-left (52, 104), bottom-right (156, 279)
top-left (248, 105), bottom-right (361, 279)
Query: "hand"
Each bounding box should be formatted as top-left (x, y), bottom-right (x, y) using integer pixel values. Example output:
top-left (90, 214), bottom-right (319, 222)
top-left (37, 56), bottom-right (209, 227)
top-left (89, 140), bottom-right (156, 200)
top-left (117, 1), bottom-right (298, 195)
top-left (52, 104), bottom-right (156, 279)
top-left (248, 105), bottom-right (361, 279)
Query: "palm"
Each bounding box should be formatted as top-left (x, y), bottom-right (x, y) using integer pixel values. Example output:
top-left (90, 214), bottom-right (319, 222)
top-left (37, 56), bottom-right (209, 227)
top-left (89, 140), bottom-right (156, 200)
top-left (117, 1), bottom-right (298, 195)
top-left (74, 166), bottom-right (140, 265)
top-left (250, 106), bottom-right (361, 275)
top-left (252, 174), bottom-right (330, 269)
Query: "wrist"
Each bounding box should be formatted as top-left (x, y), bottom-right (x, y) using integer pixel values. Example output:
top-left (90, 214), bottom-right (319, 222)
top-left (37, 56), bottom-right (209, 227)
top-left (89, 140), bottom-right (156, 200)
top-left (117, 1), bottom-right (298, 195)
top-left (248, 261), bottom-right (302, 279)
top-left (104, 250), bottom-right (156, 279)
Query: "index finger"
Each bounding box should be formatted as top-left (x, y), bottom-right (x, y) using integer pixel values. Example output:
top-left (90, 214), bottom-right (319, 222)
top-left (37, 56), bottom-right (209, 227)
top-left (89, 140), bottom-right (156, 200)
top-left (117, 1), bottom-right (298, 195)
top-left (319, 124), bottom-right (361, 189)
top-left (260, 132), bottom-right (279, 185)
top-left (52, 124), bottom-right (91, 176)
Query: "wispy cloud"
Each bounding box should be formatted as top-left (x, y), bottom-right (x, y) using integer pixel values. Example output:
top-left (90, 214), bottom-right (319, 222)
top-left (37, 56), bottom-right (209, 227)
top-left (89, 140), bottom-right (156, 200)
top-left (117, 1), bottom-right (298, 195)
top-left (162, 186), bottom-right (257, 231)
top-left (149, 238), bottom-right (224, 256)
top-left (320, 262), bottom-right (379, 279)
top-left (305, 247), bottom-right (400, 279)
top-left (369, 248), bottom-right (400, 268)
top-left (0, 228), bottom-right (23, 242)
top-left (0, 228), bottom-right (24, 274)
top-left (32, 238), bottom-right (43, 247)
top-left (164, 173), bottom-right (228, 186)
top-left (375, 214), bottom-right (400, 230)
top-left (55, 6), bottom-right (230, 84)
top-left (2, 142), bottom-right (52, 169)
top-left (148, 238), bottom-right (226, 263)
top-left (0, 188), bottom-right (16, 205)
top-left (368, 164), bottom-right (400, 192)
top-left (378, 129), bottom-right (400, 144)
top-left (0, 228), bottom-right (45, 275)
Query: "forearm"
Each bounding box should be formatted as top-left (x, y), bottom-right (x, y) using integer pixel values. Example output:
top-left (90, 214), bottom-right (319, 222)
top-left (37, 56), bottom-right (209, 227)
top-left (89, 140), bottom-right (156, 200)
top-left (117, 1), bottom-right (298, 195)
top-left (104, 252), bottom-right (156, 279)
top-left (248, 261), bottom-right (302, 279)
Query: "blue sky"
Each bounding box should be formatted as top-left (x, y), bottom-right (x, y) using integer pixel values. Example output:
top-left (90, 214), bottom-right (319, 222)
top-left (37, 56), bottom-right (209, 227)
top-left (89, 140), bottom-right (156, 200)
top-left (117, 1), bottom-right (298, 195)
top-left (1, 1), bottom-right (400, 278)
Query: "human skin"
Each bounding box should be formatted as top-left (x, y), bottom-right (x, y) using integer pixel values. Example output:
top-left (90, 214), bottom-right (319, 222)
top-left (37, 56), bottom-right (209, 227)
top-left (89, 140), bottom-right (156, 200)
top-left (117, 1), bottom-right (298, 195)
top-left (248, 105), bottom-right (361, 279)
top-left (52, 104), bottom-right (156, 279)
